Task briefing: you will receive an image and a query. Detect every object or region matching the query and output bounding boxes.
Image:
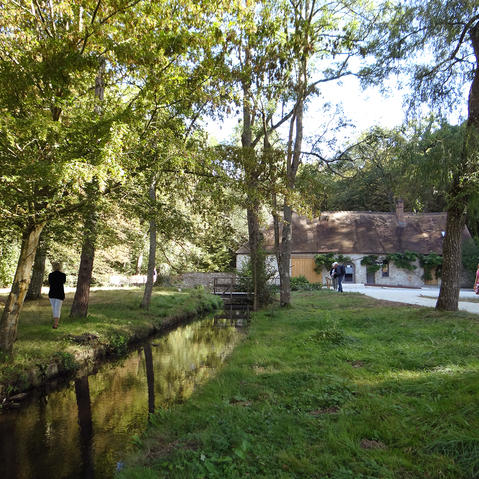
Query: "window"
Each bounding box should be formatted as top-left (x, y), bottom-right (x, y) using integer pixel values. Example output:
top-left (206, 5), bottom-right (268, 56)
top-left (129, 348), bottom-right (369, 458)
top-left (381, 260), bottom-right (389, 277)
top-left (345, 264), bottom-right (354, 282)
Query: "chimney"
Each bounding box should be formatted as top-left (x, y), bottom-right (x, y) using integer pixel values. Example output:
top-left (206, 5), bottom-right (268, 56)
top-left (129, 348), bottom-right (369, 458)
top-left (396, 199), bottom-right (405, 226)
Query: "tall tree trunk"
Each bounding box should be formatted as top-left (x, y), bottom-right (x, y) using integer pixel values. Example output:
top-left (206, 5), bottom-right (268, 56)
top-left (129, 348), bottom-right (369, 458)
top-left (277, 85), bottom-right (304, 307)
top-left (436, 23), bottom-right (479, 311)
top-left (241, 37), bottom-right (265, 311)
top-left (70, 205), bottom-right (97, 318)
top-left (277, 205), bottom-right (293, 307)
top-left (25, 234), bottom-right (48, 300)
top-left (436, 195), bottom-right (467, 311)
top-left (70, 58), bottom-right (105, 318)
top-left (246, 207), bottom-right (262, 310)
top-left (141, 179), bottom-right (157, 310)
top-left (0, 222), bottom-right (44, 354)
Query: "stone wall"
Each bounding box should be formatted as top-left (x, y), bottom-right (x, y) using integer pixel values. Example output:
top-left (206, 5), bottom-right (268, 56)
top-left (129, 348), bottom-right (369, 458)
top-left (176, 272), bottom-right (236, 291)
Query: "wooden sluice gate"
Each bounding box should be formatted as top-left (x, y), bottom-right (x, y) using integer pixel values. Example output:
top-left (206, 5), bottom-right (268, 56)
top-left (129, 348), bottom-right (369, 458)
top-left (213, 278), bottom-right (253, 322)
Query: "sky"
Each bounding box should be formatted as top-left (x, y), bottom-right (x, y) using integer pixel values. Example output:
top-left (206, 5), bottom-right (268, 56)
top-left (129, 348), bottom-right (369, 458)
top-left (206, 73), bottom-right (468, 153)
top-left (206, 75), bottom-right (407, 147)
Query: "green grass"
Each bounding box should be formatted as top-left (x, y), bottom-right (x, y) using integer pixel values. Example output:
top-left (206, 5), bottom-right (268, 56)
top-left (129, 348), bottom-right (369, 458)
top-left (119, 290), bottom-right (479, 479)
top-left (0, 287), bottom-right (222, 396)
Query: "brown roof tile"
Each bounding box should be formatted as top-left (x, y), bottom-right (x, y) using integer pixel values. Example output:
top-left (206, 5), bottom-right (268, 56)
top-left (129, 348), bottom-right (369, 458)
top-left (237, 211), bottom-right (471, 255)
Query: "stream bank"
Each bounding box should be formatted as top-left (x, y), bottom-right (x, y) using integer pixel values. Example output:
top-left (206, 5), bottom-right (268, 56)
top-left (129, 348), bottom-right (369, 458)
top-left (0, 288), bottom-right (223, 403)
top-left (0, 314), bottom-right (246, 479)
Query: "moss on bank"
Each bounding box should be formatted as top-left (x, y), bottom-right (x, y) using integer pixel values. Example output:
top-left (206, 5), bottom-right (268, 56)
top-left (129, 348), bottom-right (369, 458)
top-left (119, 290), bottom-right (479, 479)
top-left (0, 287), bottom-right (222, 401)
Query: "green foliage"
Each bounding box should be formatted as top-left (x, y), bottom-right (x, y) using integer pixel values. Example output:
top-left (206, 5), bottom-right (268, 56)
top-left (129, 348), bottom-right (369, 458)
top-left (462, 238), bottom-right (479, 273)
top-left (236, 254), bottom-right (276, 306)
top-left (336, 254), bottom-right (353, 265)
top-left (0, 237), bottom-right (19, 287)
top-left (53, 352), bottom-right (79, 373)
top-left (314, 253), bottom-right (337, 273)
top-left (360, 255), bottom-right (381, 273)
top-left (0, 364), bottom-right (29, 397)
top-left (419, 253), bottom-right (443, 281)
top-left (108, 331), bottom-right (128, 356)
top-left (386, 251), bottom-right (418, 271)
top-left (314, 254), bottom-right (352, 273)
top-left (290, 276), bottom-right (322, 291)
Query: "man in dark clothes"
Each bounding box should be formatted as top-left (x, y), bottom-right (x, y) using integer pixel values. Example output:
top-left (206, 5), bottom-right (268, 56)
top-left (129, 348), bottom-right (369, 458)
top-left (334, 262), bottom-right (346, 293)
top-left (48, 262), bottom-right (66, 329)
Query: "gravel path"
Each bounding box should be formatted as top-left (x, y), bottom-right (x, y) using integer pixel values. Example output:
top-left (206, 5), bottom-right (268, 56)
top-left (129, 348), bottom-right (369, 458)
top-left (342, 283), bottom-right (479, 314)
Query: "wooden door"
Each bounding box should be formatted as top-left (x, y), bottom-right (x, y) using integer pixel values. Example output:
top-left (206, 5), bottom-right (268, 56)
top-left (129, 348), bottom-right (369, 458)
top-left (366, 270), bottom-right (376, 284)
top-left (291, 257), bottom-right (323, 283)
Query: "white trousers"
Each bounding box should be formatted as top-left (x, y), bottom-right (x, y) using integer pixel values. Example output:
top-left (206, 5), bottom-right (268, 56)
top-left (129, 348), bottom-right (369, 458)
top-left (49, 298), bottom-right (63, 318)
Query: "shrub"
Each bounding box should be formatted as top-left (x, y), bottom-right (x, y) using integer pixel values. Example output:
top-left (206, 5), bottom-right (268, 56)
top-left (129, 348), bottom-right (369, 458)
top-left (236, 253), bottom-right (277, 305)
top-left (290, 275), bottom-right (322, 291)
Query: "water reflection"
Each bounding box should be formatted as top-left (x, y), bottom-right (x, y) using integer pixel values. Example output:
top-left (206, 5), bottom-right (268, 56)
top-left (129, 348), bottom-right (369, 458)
top-left (143, 344), bottom-right (155, 417)
top-left (75, 376), bottom-right (94, 478)
top-left (0, 316), bottom-right (244, 479)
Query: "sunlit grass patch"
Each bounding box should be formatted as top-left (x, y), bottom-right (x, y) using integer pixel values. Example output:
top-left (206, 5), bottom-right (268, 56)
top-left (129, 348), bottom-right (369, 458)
top-left (121, 289), bottom-right (479, 479)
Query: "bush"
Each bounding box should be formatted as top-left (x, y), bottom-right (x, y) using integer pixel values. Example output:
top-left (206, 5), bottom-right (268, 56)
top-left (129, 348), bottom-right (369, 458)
top-left (290, 275), bottom-right (322, 291)
top-left (237, 254), bottom-right (276, 305)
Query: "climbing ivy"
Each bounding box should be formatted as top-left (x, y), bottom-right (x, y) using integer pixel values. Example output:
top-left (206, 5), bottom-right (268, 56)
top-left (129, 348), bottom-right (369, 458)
top-left (314, 253), bottom-right (352, 274)
top-left (336, 254), bottom-right (353, 265)
top-left (360, 255), bottom-right (381, 273)
top-left (313, 253), bottom-right (336, 273)
top-left (418, 253), bottom-right (443, 281)
top-left (385, 251), bottom-right (418, 271)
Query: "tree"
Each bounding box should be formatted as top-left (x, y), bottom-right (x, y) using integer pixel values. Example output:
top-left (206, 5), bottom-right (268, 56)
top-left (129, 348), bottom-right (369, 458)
top-left (25, 232), bottom-right (48, 300)
top-left (0, 0), bottom-right (155, 352)
top-left (269, 0), bottom-right (375, 306)
top-left (0, 1), bottom-right (111, 352)
top-left (0, 0), bottom-right (232, 347)
top-left (70, 58), bottom-right (106, 318)
top-left (368, 0), bottom-right (479, 310)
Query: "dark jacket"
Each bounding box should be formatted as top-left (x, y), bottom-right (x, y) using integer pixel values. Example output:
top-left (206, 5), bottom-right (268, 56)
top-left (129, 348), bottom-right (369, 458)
top-left (48, 271), bottom-right (66, 300)
top-left (335, 264), bottom-right (346, 277)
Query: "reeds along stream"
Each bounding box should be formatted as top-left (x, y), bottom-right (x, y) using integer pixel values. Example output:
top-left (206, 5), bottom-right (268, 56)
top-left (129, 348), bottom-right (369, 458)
top-left (0, 315), bottom-right (245, 479)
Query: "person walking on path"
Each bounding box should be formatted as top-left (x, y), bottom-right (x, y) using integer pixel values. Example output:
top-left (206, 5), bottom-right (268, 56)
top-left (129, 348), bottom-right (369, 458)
top-left (330, 263), bottom-right (338, 291)
top-left (48, 262), bottom-right (66, 329)
top-left (334, 261), bottom-right (346, 293)
top-left (474, 263), bottom-right (479, 295)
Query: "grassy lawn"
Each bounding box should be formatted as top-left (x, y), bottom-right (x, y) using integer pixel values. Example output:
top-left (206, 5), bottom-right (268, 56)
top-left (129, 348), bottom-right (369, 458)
top-left (0, 287), bottom-right (222, 397)
top-left (120, 290), bottom-right (479, 479)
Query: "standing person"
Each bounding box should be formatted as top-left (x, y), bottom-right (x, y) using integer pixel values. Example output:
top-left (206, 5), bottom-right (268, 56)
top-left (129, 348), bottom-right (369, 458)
top-left (330, 263), bottom-right (338, 291)
top-left (335, 261), bottom-right (346, 293)
top-left (474, 263), bottom-right (479, 295)
top-left (48, 262), bottom-right (66, 329)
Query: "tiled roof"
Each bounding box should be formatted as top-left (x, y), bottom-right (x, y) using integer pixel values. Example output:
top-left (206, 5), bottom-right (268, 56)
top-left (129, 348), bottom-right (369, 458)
top-left (237, 211), bottom-right (470, 255)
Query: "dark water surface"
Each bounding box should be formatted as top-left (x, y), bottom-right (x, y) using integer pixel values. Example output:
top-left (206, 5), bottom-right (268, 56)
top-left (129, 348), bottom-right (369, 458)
top-left (0, 315), bottom-right (245, 479)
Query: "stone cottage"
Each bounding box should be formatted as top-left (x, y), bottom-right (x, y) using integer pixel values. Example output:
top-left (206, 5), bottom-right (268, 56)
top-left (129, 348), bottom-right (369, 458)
top-left (236, 201), bottom-right (472, 288)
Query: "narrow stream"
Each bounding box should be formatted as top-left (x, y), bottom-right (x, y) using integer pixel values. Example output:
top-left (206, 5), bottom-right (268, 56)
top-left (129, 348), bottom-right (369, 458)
top-left (0, 315), bottom-right (245, 479)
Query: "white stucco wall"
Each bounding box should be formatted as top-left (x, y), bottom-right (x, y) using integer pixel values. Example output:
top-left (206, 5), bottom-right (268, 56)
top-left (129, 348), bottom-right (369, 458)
top-left (236, 254), bottom-right (288, 285)
top-left (238, 253), bottom-right (427, 288)
top-left (316, 254), bottom-right (424, 287)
